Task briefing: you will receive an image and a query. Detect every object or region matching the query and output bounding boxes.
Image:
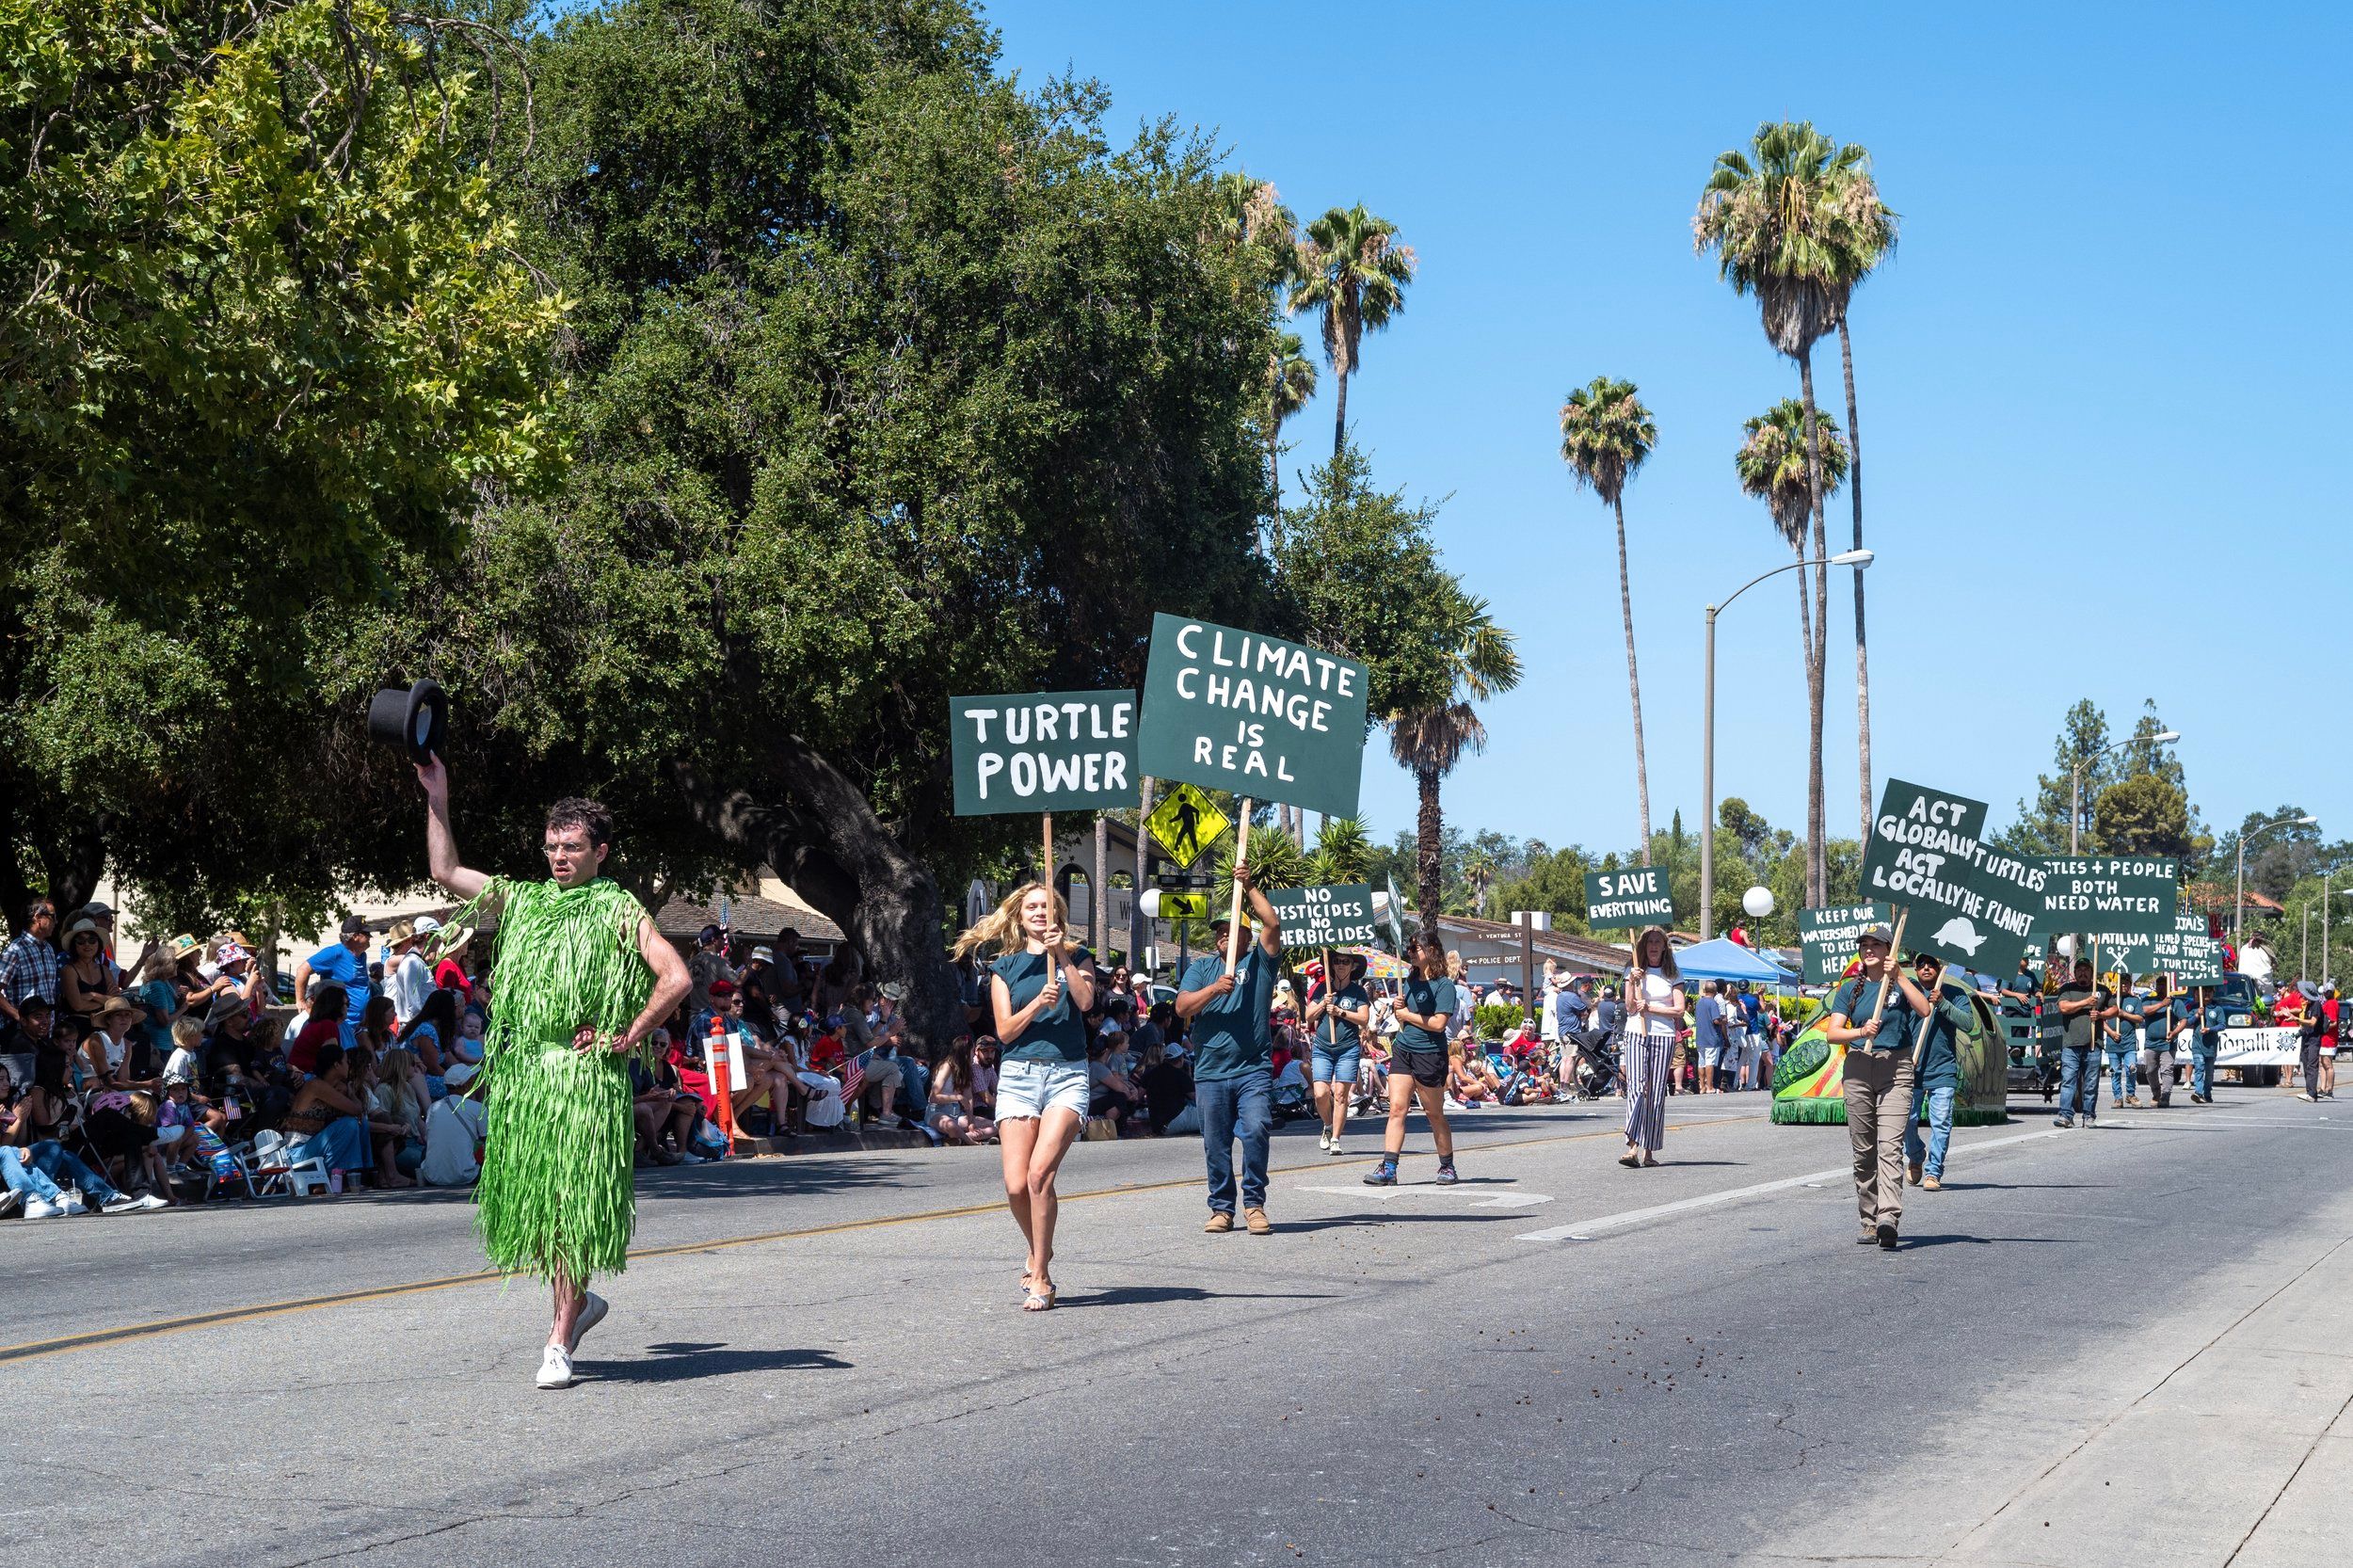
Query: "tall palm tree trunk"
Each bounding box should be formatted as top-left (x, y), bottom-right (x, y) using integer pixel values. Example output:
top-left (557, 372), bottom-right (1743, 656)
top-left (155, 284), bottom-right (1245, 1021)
top-left (1416, 765), bottom-right (1444, 939)
top-left (1611, 494), bottom-right (1653, 865)
top-left (1268, 426), bottom-right (1282, 516)
top-left (1839, 317), bottom-right (1871, 848)
top-left (1798, 348), bottom-right (1830, 905)
top-left (1331, 366), bottom-right (1350, 456)
top-left (1792, 543), bottom-right (1815, 707)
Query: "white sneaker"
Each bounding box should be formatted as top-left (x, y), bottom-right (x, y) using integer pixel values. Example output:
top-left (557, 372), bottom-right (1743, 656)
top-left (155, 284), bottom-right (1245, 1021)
top-left (1326, 1140), bottom-right (1344, 1157)
top-left (536, 1345), bottom-right (576, 1389)
top-left (568, 1292), bottom-right (609, 1354)
top-left (22, 1196), bottom-right (61, 1219)
top-left (102, 1192), bottom-right (168, 1214)
top-left (58, 1192), bottom-right (87, 1215)
top-left (1317, 1130), bottom-right (1331, 1151)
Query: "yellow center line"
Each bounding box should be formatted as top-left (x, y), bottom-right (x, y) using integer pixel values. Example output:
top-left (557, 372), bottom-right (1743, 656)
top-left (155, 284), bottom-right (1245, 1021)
top-left (0, 1110), bottom-right (1758, 1366)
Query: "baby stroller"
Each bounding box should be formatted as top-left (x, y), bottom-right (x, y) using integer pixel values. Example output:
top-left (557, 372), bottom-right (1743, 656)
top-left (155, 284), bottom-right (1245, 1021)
top-left (1569, 1029), bottom-right (1622, 1100)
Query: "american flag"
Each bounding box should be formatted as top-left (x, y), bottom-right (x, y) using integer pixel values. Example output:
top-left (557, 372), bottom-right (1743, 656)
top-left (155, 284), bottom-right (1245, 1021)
top-left (841, 1048), bottom-right (871, 1105)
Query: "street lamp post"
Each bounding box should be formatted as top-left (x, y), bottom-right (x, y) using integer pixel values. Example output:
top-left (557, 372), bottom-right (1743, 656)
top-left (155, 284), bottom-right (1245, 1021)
top-left (2235, 812), bottom-right (2319, 942)
top-left (2069, 729), bottom-right (2180, 856)
top-left (1701, 548), bottom-right (1874, 941)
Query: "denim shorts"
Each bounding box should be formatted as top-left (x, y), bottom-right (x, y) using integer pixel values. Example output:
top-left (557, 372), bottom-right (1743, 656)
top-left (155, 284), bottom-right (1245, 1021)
top-left (995, 1057), bottom-right (1090, 1120)
top-left (1310, 1042), bottom-right (1362, 1084)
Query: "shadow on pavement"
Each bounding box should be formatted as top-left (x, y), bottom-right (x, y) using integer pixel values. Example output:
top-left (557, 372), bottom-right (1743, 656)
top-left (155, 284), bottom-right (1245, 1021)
top-left (1892, 1234), bottom-right (2077, 1251)
top-left (1056, 1284), bottom-right (1339, 1309)
top-left (589, 1342), bottom-right (852, 1384)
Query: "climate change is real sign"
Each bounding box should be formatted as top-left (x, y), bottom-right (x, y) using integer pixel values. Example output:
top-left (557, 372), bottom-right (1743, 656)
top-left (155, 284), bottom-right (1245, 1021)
top-left (949, 690), bottom-right (1137, 815)
top-left (1584, 868), bottom-right (1673, 932)
top-left (1859, 776), bottom-right (2041, 972)
top-left (1137, 614), bottom-right (1369, 819)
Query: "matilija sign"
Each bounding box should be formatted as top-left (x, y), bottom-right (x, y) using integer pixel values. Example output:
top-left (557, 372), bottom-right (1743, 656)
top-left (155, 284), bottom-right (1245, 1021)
top-left (948, 690), bottom-right (1138, 815)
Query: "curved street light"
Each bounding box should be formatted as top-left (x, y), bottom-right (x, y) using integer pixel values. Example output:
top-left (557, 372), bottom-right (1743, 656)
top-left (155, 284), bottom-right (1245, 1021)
top-left (1700, 548), bottom-right (1874, 941)
top-left (2236, 812), bottom-right (2318, 941)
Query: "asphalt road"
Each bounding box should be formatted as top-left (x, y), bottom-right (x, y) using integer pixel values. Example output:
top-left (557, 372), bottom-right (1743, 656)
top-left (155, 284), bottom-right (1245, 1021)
top-left (8, 1083), bottom-right (2352, 1568)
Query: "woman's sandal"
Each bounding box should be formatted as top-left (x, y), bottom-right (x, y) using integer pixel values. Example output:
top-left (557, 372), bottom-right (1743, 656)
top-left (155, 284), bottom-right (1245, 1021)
top-left (1022, 1280), bottom-right (1056, 1312)
top-left (1618, 1150), bottom-right (1641, 1168)
top-left (1641, 1155), bottom-right (1662, 1168)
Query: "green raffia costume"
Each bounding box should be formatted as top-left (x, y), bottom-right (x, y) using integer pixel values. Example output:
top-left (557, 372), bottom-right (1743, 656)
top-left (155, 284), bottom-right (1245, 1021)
top-left (453, 875), bottom-right (654, 1283)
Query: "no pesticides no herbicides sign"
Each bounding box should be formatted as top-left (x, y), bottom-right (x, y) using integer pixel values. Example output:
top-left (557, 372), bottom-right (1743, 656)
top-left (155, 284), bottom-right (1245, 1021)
top-left (949, 690), bottom-right (1137, 815)
top-left (1584, 868), bottom-right (1673, 932)
top-left (1136, 614), bottom-right (1369, 819)
top-left (1265, 886), bottom-right (1378, 950)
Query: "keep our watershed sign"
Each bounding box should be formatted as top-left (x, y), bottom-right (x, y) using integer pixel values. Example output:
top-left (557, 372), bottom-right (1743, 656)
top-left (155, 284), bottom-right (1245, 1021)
top-left (1799, 902), bottom-right (1893, 984)
top-left (1584, 868), bottom-right (1673, 931)
top-left (1859, 776), bottom-right (2041, 973)
top-left (2032, 856), bottom-right (2179, 936)
top-left (1136, 614), bottom-right (1369, 819)
top-left (949, 690), bottom-right (1137, 815)
top-left (1265, 885), bottom-right (1377, 949)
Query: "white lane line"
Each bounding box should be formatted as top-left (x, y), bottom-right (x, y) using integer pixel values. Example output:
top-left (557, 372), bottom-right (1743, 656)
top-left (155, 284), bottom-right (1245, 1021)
top-left (1295, 1184), bottom-right (1554, 1209)
top-left (1513, 1127), bottom-right (2067, 1241)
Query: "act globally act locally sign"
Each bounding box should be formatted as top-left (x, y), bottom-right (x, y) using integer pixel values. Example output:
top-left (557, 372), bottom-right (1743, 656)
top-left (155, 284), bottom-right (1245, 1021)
top-left (1136, 614), bottom-right (1369, 819)
top-left (1584, 868), bottom-right (1673, 932)
top-left (950, 690), bottom-right (1137, 815)
top-left (1858, 776), bottom-right (2041, 972)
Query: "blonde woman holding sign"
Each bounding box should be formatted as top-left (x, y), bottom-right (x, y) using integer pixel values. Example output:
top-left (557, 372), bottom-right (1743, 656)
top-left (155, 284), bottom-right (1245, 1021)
top-left (1620, 926), bottom-right (1682, 1168)
top-left (953, 884), bottom-right (1095, 1311)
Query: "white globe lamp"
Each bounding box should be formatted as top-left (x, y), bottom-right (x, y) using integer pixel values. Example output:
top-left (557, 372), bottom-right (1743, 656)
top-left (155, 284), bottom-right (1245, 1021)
top-left (1741, 886), bottom-right (1774, 920)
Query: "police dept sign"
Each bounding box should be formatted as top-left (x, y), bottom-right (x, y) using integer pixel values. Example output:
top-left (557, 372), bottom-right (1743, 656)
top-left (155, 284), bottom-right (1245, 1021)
top-left (1137, 613), bottom-right (1369, 818)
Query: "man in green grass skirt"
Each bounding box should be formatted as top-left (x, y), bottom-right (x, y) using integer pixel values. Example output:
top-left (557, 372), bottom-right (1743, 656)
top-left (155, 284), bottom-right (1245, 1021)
top-left (419, 757), bottom-right (691, 1389)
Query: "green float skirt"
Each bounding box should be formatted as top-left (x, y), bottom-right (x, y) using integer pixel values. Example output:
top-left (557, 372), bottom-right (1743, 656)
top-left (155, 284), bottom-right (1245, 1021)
top-left (474, 1033), bottom-right (636, 1284)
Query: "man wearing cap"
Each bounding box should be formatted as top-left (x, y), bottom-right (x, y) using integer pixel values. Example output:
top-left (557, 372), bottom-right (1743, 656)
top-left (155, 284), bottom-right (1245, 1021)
top-left (2051, 957), bottom-right (2103, 1128)
top-left (688, 923), bottom-right (736, 1020)
top-left (1175, 865), bottom-right (1285, 1235)
top-left (296, 916), bottom-right (376, 1053)
top-left (1901, 952), bottom-right (1977, 1191)
top-left (1, 898), bottom-right (60, 1080)
top-left (1817, 923), bottom-right (1935, 1248)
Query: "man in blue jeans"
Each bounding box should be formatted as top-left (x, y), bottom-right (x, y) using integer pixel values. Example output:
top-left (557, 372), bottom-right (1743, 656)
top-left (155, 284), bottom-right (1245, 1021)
top-left (2053, 957), bottom-right (2103, 1128)
top-left (1176, 865), bottom-right (1284, 1236)
top-left (1902, 952), bottom-right (1976, 1191)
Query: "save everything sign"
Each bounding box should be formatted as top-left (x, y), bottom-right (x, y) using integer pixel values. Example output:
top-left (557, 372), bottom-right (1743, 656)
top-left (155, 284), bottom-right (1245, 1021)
top-left (949, 690), bottom-right (1137, 815)
top-left (1584, 868), bottom-right (1673, 931)
top-left (1136, 614), bottom-right (1369, 819)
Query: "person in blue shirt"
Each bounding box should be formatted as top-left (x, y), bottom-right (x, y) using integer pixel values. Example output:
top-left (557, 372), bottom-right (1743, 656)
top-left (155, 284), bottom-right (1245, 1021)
top-left (2133, 976), bottom-right (2178, 1108)
top-left (1365, 931), bottom-right (1461, 1188)
top-left (1175, 865), bottom-right (1283, 1235)
top-left (952, 881), bottom-right (1096, 1312)
top-left (1899, 952), bottom-right (1979, 1192)
top-left (1818, 923), bottom-right (1936, 1249)
top-left (1692, 981), bottom-right (1728, 1094)
top-left (1305, 952), bottom-right (1370, 1158)
top-left (296, 915), bottom-right (376, 1052)
top-left (2181, 985), bottom-right (2221, 1103)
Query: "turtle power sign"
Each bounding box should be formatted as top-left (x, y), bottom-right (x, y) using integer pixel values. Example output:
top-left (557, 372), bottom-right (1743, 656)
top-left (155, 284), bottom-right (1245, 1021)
top-left (1859, 777), bottom-right (2041, 973)
top-left (1265, 885), bottom-right (1378, 949)
top-left (1584, 868), bottom-right (1673, 931)
top-left (2031, 856), bottom-right (2179, 936)
top-left (1136, 614), bottom-right (1369, 818)
top-left (950, 690), bottom-right (1137, 814)
top-left (1799, 902), bottom-right (1894, 985)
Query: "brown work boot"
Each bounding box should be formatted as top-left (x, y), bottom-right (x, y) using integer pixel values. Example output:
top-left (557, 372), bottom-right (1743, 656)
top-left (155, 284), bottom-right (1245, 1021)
top-left (1203, 1210), bottom-right (1233, 1234)
top-left (1906, 1161), bottom-right (1923, 1186)
top-left (1921, 1176), bottom-right (1943, 1192)
top-left (1243, 1207), bottom-right (1273, 1236)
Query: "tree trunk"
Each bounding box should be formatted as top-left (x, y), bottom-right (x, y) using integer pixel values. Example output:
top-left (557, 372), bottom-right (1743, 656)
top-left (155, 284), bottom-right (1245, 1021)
top-left (1613, 494), bottom-right (1653, 865)
top-left (1332, 365), bottom-right (1350, 456)
top-left (1839, 317), bottom-right (1872, 849)
top-left (1416, 764), bottom-right (1444, 940)
top-left (1133, 776), bottom-right (1153, 976)
top-left (672, 733), bottom-right (959, 1057)
top-left (1092, 813), bottom-right (1108, 957)
top-left (1793, 542), bottom-right (1815, 728)
top-left (1798, 346), bottom-right (1829, 906)
top-left (1268, 426), bottom-right (1282, 517)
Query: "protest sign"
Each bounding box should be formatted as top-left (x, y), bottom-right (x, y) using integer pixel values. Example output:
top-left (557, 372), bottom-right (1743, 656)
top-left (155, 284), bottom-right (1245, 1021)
top-left (949, 691), bottom-right (1137, 815)
top-left (2084, 931), bottom-right (2154, 978)
top-left (1858, 776), bottom-right (2040, 973)
top-left (2033, 856), bottom-right (2180, 936)
top-left (1264, 886), bottom-right (1378, 950)
top-left (1585, 868), bottom-right (1673, 931)
top-left (2148, 913), bottom-right (2230, 986)
top-left (1136, 614), bottom-right (1369, 819)
top-left (1799, 902), bottom-right (1894, 984)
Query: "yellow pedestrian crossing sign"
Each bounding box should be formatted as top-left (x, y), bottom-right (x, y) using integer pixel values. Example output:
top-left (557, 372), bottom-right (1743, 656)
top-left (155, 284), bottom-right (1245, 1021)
top-left (1146, 781), bottom-right (1227, 870)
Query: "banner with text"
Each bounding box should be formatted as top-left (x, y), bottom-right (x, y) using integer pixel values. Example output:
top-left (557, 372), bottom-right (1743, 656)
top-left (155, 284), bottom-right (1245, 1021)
top-left (1799, 902), bottom-right (1895, 984)
top-left (1265, 885), bottom-right (1379, 950)
top-left (1137, 613), bottom-right (1369, 818)
top-left (2032, 856), bottom-right (2180, 936)
top-left (2147, 913), bottom-right (2231, 987)
top-left (950, 690), bottom-right (1137, 815)
top-left (1858, 776), bottom-right (2040, 973)
top-left (1585, 868), bottom-right (1674, 931)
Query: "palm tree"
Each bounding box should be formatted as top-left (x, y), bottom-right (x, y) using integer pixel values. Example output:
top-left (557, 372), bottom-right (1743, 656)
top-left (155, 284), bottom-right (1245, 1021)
top-left (1694, 120), bottom-right (1864, 904)
top-left (1822, 162), bottom-right (1897, 850)
top-left (1289, 204), bottom-right (1416, 456)
top-left (1737, 399), bottom-right (1849, 747)
top-left (1267, 330), bottom-right (1317, 520)
top-left (1386, 592), bottom-right (1521, 937)
top-left (1463, 845), bottom-right (1498, 919)
top-left (1559, 376), bottom-right (1658, 864)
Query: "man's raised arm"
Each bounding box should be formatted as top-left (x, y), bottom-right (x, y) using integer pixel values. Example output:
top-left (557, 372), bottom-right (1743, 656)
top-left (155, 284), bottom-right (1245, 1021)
top-left (416, 756), bottom-right (491, 903)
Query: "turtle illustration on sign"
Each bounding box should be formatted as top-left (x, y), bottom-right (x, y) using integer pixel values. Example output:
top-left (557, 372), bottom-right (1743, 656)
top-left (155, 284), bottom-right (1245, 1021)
top-left (1930, 916), bottom-right (1987, 957)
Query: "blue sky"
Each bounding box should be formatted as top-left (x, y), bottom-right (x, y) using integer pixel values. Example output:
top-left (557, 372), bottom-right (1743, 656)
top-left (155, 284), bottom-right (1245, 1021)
top-left (985, 0), bottom-right (2350, 855)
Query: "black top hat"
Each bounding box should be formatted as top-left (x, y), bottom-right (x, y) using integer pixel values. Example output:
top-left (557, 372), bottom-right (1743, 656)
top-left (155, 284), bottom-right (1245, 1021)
top-left (367, 679), bottom-right (448, 764)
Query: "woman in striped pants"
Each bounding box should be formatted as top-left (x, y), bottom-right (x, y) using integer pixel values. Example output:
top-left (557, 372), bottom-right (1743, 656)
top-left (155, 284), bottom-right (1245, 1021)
top-left (1620, 926), bottom-right (1684, 1169)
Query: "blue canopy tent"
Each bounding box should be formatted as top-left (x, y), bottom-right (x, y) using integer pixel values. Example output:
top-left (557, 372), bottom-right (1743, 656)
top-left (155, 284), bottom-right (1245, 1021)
top-left (1672, 936), bottom-right (1798, 984)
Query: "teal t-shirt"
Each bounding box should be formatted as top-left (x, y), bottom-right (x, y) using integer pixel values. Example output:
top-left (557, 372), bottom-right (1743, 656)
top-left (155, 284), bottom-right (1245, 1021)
top-left (1317, 982), bottom-right (1370, 1048)
top-left (1181, 948), bottom-right (1275, 1081)
top-left (1828, 977), bottom-right (1919, 1055)
top-left (989, 951), bottom-right (1087, 1064)
top-left (1910, 980), bottom-right (1976, 1090)
top-left (1396, 975), bottom-right (1457, 1053)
